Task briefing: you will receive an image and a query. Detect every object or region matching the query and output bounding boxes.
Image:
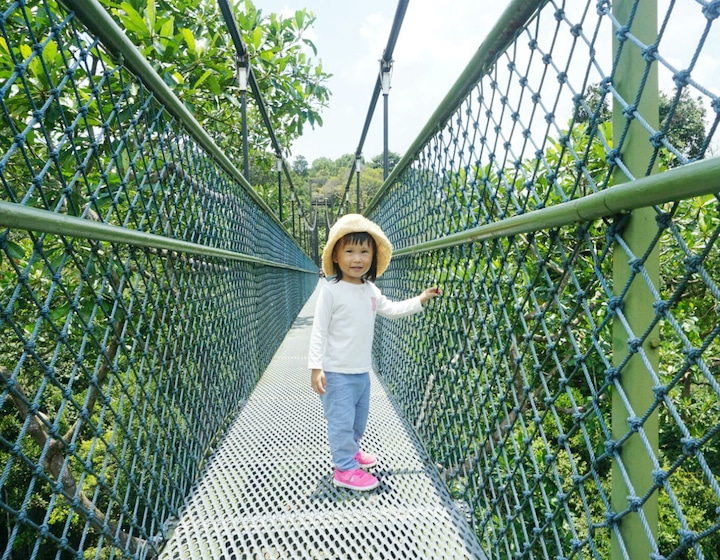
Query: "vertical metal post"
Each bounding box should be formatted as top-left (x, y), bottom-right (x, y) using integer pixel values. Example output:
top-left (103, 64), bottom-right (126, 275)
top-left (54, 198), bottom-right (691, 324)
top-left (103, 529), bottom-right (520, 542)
top-left (611, 2), bottom-right (660, 559)
top-left (381, 60), bottom-right (393, 181)
top-left (276, 154), bottom-right (283, 222)
top-left (238, 59), bottom-right (250, 182)
top-left (383, 94), bottom-right (389, 180)
top-left (355, 154), bottom-right (363, 213)
top-left (291, 191), bottom-right (296, 236)
top-left (311, 221), bottom-right (319, 266)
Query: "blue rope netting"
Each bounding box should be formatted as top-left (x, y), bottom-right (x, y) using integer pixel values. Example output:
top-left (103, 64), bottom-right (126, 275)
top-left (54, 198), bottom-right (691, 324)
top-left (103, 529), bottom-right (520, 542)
top-left (371, 1), bottom-right (720, 559)
top-left (1, 0), bottom-right (314, 558)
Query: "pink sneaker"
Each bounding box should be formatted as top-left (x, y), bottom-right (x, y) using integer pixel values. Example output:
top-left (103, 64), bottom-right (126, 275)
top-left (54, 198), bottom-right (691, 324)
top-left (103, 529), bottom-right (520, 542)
top-left (354, 450), bottom-right (378, 469)
top-left (333, 468), bottom-right (379, 491)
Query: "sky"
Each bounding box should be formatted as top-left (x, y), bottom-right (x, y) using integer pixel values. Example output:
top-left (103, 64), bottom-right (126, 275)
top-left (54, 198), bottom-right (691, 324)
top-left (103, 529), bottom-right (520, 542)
top-left (254, 0), bottom-right (720, 165)
top-left (255, 0), bottom-right (506, 164)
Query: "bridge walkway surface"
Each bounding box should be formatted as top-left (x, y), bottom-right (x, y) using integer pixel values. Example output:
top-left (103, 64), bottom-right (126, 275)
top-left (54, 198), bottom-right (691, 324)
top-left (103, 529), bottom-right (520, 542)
top-left (158, 284), bottom-right (486, 559)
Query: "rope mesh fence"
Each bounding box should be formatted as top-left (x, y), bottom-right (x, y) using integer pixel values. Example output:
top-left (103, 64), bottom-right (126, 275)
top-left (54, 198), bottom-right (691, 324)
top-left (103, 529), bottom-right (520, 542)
top-left (0, 0), bottom-right (315, 558)
top-left (371, 1), bottom-right (720, 559)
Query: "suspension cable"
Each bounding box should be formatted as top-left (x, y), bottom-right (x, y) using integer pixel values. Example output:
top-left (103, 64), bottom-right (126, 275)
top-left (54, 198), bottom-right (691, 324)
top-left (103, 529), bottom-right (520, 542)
top-left (217, 0), bottom-right (314, 232)
top-left (333, 0), bottom-right (410, 223)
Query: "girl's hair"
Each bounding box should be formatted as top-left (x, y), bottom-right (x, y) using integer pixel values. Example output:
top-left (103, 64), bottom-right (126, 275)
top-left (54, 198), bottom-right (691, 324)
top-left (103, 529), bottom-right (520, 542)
top-left (331, 232), bottom-right (378, 282)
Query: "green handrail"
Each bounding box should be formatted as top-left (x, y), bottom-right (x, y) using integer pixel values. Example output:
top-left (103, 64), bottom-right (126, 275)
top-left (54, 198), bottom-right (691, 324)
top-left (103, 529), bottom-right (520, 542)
top-left (0, 202), bottom-right (311, 272)
top-left (392, 155), bottom-right (720, 257)
top-left (366, 0), bottom-right (550, 213)
top-left (59, 0), bottom-right (288, 234)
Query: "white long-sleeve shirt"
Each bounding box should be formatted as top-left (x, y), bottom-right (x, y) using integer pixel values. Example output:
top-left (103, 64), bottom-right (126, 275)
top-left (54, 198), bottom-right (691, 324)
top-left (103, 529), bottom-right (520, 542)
top-left (307, 279), bottom-right (424, 373)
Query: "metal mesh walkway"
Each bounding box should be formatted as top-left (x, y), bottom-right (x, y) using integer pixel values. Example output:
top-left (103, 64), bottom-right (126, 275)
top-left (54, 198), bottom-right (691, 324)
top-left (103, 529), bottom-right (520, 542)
top-left (158, 283), bottom-right (486, 559)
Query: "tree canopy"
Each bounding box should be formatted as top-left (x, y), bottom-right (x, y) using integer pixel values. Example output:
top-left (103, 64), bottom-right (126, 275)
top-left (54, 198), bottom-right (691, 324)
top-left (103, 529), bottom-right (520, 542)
top-left (575, 84), bottom-right (708, 167)
top-left (103, 0), bottom-right (332, 174)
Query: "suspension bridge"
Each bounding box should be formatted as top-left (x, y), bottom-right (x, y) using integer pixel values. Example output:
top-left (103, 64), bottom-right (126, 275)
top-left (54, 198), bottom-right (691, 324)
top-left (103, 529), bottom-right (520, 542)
top-left (2, 0), bottom-right (720, 559)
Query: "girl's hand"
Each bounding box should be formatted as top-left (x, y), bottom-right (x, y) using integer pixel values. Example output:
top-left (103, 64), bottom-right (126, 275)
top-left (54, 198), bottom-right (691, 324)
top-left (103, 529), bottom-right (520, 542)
top-left (420, 286), bottom-right (442, 304)
top-left (311, 369), bottom-right (327, 394)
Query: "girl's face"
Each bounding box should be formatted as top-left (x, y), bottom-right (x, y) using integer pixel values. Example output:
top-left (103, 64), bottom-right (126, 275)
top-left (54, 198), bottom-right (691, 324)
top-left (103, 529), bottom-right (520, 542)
top-left (333, 237), bottom-right (374, 284)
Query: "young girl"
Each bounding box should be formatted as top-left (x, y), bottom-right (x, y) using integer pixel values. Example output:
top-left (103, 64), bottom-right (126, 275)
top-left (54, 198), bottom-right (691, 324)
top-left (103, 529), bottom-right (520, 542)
top-left (308, 214), bottom-right (441, 491)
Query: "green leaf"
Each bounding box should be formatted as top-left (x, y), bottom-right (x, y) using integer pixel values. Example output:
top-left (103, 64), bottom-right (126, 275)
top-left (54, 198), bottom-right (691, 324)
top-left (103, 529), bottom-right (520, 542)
top-left (172, 71), bottom-right (184, 85)
top-left (43, 40), bottom-right (58, 65)
top-left (160, 17), bottom-right (174, 44)
top-left (180, 28), bottom-right (196, 55)
top-left (252, 26), bottom-right (262, 49)
top-left (50, 303), bottom-right (70, 323)
top-left (6, 240), bottom-right (26, 260)
top-left (146, 0), bottom-right (156, 31)
top-left (192, 69), bottom-right (213, 89)
top-left (302, 38), bottom-right (317, 56)
top-left (117, 2), bottom-right (149, 35)
top-left (207, 75), bottom-right (221, 96)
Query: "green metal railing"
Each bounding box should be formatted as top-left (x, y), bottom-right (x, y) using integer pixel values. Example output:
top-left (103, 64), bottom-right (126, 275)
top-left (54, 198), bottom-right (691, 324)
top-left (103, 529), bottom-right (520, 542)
top-left (370, 0), bottom-right (720, 559)
top-left (0, 0), bottom-right (315, 558)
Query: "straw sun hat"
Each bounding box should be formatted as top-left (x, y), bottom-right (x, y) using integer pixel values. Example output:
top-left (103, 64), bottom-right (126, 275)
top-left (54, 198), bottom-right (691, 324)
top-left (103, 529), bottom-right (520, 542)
top-left (322, 214), bottom-right (393, 278)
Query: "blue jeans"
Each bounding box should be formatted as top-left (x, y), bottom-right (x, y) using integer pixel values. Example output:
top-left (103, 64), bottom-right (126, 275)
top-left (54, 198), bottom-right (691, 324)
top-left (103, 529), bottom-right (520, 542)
top-left (320, 372), bottom-right (370, 471)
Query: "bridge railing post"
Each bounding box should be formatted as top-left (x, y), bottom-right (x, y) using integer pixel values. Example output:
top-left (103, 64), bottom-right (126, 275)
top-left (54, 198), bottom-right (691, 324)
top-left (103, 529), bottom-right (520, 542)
top-left (611, 0), bottom-right (660, 558)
